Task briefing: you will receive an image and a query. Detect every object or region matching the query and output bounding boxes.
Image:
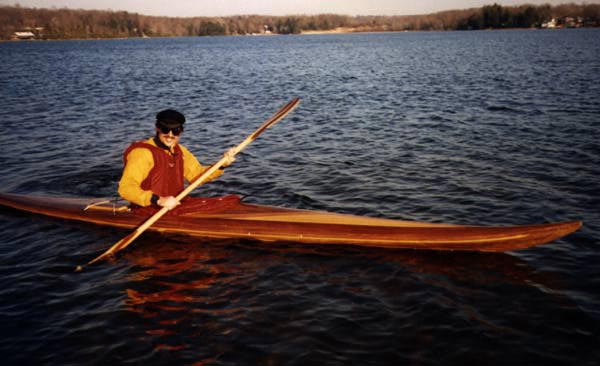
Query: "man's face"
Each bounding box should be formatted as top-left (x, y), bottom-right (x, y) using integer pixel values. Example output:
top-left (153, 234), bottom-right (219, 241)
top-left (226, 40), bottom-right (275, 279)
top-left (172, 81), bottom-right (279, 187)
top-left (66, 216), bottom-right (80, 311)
top-left (156, 126), bottom-right (182, 148)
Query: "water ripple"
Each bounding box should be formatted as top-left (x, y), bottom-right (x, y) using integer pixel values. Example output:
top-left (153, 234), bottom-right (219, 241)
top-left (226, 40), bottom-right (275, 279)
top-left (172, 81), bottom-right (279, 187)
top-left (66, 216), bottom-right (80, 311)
top-left (1, 30), bottom-right (599, 365)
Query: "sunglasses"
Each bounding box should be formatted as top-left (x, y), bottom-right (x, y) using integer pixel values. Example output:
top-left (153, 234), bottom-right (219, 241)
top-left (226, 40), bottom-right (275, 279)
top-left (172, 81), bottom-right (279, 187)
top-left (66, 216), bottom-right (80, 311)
top-left (157, 126), bottom-right (183, 136)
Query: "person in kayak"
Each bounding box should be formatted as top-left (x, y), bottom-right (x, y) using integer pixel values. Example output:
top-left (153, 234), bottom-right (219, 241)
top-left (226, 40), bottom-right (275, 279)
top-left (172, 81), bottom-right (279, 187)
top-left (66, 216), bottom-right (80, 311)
top-left (118, 109), bottom-right (235, 210)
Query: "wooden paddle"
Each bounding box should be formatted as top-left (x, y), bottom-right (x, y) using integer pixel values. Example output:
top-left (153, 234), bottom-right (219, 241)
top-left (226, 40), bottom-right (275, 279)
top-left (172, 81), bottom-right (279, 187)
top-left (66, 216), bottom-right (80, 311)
top-left (76, 97), bottom-right (301, 271)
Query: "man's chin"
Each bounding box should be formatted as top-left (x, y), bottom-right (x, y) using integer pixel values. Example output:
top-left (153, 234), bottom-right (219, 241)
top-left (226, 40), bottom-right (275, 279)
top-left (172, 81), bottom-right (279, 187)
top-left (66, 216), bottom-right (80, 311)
top-left (162, 139), bottom-right (176, 147)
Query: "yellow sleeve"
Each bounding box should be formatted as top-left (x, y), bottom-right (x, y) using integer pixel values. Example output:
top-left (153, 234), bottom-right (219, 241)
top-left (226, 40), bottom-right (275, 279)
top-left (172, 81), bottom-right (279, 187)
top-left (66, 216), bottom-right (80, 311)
top-left (181, 145), bottom-right (224, 184)
top-left (118, 148), bottom-right (155, 206)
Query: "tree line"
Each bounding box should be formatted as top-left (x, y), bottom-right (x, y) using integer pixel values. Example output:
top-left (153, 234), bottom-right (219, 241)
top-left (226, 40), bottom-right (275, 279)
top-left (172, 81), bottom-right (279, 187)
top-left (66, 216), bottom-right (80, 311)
top-left (1, 2), bottom-right (599, 40)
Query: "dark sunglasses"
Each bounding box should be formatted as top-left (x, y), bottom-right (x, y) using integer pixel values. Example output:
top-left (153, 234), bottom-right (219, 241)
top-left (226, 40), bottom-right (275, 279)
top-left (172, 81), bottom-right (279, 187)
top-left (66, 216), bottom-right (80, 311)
top-left (157, 126), bottom-right (183, 136)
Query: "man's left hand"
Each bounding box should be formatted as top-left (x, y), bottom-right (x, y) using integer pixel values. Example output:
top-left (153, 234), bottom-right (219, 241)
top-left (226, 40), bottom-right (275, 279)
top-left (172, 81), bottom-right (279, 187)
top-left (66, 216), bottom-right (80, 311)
top-left (222, 147), bottom-right (236, 167)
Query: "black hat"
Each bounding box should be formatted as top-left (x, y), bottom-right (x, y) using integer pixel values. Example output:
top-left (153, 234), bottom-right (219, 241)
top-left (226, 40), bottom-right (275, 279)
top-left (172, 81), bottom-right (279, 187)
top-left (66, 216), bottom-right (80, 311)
top-left (156, 109), bottom-right (185, 128)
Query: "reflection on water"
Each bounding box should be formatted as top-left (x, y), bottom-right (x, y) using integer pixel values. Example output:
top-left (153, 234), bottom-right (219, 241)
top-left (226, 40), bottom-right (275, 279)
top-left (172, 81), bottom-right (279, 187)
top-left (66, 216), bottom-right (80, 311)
top-left (115, 236), bottom-right (575, 363)
top-left (124, 239), bottom-right (230, 355)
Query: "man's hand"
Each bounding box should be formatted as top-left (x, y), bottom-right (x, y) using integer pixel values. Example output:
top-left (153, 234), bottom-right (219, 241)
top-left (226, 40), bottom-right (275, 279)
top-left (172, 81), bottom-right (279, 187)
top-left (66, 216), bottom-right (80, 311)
top-left (157, 196), bottom-right (180, 210)
top-left (222, 147), bottom-right (236, 167)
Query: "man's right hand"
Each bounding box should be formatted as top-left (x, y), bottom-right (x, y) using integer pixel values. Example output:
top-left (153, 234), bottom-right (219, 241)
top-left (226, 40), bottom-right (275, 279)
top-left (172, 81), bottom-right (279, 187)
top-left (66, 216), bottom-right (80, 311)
top-left (157, 196), bottom-right (180, 210)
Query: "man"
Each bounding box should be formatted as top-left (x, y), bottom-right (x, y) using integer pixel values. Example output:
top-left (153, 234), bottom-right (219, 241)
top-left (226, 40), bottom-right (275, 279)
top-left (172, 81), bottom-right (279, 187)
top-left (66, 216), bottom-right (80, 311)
top-left (118, 109), bottom-right (235, 210)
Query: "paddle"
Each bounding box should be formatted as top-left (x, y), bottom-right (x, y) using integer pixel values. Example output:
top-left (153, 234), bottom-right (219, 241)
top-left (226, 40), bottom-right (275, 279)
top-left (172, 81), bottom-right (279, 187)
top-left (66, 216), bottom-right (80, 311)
top-left (76, 97), bottom-right (300, 271)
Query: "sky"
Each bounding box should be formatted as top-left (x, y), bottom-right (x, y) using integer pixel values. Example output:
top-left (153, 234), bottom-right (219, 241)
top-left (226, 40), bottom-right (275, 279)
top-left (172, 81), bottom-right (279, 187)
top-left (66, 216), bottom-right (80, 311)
top-left (2, 0), bottom-right (596, 17)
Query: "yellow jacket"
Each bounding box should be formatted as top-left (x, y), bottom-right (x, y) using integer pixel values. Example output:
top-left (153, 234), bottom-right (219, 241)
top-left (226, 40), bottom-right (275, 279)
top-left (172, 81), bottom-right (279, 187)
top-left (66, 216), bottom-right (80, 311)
top-left (118, 138), bottom-right (223, 206)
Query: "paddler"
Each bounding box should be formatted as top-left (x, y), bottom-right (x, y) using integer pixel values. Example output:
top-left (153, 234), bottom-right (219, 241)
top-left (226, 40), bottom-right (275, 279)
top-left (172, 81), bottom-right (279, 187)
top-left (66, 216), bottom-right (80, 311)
top-left (118, 109), bottom-right (235, 210)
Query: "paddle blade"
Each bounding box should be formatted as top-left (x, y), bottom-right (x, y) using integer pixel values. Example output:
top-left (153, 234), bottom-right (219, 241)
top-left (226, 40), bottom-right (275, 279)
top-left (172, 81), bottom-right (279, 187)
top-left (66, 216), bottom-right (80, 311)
top-left (252, 97), bottom-right (300, 137)
top-left (76, 231), bottom-right (136, 271)
top-left (266, 97), bottom-right (300, 129)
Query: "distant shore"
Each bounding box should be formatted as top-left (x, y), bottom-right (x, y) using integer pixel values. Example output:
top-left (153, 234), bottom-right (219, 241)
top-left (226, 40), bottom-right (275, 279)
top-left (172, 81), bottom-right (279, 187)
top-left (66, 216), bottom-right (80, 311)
top-left (3, 26), bottom-right (596, 43)
top-left (2, 3), bottom-right (599, 41)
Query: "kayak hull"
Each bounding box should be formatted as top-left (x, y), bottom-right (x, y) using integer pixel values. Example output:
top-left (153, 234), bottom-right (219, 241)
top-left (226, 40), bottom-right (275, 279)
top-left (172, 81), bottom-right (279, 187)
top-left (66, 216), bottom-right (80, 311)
top-left (0, 193), bottom-right (581, 252)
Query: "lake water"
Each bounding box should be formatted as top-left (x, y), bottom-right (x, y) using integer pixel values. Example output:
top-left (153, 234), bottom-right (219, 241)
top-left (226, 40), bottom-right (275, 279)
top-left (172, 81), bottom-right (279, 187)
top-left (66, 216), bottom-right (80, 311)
top-left (0, 29), bottom-right (599, 365)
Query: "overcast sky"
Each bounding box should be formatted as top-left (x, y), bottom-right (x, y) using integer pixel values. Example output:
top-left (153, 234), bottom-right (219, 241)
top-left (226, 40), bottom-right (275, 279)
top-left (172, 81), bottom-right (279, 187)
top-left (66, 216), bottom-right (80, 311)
top-left (2, 0), bottom-right (596, 16)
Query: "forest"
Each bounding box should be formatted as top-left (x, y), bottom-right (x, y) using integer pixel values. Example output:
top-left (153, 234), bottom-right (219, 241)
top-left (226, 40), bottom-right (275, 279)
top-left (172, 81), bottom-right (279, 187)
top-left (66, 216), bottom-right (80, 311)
top-left (1, 3), bottom-right (599, 40)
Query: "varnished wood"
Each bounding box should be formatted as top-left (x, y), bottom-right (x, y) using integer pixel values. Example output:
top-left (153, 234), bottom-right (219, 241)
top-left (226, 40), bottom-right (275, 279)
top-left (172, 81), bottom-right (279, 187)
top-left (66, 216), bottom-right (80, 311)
top-left (0, 192), bottom-right (582, 253)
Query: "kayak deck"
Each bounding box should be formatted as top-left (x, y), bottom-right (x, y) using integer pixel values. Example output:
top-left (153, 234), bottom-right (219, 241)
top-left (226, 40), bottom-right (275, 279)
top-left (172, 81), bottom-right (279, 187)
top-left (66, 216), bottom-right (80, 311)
top-left (0, 193), bottom-right (582, 252)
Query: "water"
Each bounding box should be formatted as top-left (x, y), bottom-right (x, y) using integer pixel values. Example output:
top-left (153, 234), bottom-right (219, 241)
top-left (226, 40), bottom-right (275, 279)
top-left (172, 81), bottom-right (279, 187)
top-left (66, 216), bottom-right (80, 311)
top-left (1, 29), bottom-right (599, 365)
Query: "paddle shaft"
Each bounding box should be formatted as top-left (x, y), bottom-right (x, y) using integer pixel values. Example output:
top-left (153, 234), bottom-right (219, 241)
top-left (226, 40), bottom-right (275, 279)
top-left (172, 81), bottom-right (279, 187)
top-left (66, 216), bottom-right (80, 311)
top-left (77, 97), bottom-right (300, 270)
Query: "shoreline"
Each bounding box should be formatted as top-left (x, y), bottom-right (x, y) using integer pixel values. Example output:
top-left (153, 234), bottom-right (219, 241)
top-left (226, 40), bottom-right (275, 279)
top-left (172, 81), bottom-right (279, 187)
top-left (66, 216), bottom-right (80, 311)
top-left (2, 26), bottom-right (594, 43)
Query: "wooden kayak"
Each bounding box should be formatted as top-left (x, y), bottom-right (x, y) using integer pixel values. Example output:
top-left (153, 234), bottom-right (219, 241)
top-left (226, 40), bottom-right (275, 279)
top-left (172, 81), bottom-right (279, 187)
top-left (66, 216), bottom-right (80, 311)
top-left (0, 192), bottom-right (581, 252)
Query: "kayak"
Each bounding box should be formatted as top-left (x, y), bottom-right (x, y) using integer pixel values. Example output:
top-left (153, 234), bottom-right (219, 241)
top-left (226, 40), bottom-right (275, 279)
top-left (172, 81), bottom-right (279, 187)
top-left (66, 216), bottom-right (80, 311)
top-left (0, 192), bottom-right (581, 252)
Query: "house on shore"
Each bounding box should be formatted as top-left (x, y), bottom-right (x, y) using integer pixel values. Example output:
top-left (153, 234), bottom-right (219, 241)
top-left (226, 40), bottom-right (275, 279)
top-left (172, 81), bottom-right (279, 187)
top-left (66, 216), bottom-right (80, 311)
top-left (12, 27), bottom-right (44, 40)
top-left (13, 31), bottom-right (35, 40)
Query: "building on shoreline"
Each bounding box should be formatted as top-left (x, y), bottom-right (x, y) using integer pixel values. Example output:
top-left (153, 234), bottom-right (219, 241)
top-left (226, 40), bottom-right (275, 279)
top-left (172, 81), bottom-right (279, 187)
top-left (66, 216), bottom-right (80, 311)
top-left (12, 27), bottom-right (44, 40)
top-left (540, 16), bottom-right (598, 29)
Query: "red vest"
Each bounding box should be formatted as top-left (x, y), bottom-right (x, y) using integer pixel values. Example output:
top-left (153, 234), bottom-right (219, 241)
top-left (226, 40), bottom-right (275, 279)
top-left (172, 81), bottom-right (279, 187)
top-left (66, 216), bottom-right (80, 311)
top-left (123, 142), bottom-right (184, 197)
